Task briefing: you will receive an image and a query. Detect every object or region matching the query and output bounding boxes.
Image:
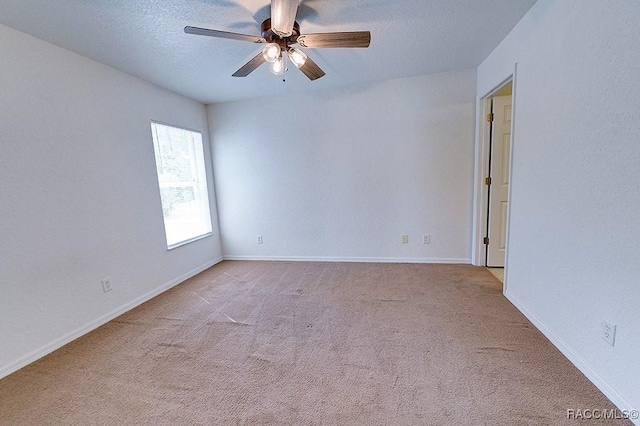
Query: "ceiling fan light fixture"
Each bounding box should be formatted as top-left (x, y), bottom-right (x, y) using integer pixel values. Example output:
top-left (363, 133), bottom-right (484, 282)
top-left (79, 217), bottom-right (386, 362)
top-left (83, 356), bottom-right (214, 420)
top-left (287, 47), bottom-right (307, 68)
top-left (262, 43), bottom-right (281, 63)
top-left (185, 1), bottom-right (371, 81)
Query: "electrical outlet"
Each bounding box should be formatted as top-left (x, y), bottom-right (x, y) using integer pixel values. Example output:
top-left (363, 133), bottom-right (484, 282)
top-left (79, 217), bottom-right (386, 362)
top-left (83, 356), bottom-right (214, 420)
top-left (101, 278), bottom-right (112, 293)
top-left (401, 234), bottom-right (409, 244)
top-left (601, 319), bottom-right (616, 346)
top-left (423, 234), bottom-right (431, 244)
top-left (257, 235), bottom-right (263, 244)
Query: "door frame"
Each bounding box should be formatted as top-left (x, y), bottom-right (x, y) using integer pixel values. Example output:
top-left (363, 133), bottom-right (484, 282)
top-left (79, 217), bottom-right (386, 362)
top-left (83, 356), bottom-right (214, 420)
top-left (471, 65), bottom-right (518, 289)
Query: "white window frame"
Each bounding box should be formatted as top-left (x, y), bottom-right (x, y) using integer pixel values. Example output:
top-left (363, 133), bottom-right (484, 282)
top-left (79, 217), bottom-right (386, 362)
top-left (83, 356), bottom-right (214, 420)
top-left (150, 121), bottom-right (213, 250)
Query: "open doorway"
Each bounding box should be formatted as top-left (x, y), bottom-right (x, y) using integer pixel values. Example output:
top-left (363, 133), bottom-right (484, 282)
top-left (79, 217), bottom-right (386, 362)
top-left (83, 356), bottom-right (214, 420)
top-left (472, 74), bottom-right (515, 287)
top-left (486, 83), bottom-right (512, 268)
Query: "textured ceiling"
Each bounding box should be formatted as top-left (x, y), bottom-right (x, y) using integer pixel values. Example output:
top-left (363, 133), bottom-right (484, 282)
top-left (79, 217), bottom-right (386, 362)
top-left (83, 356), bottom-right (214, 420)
top-left (0, 0), bottom-right (536, 104)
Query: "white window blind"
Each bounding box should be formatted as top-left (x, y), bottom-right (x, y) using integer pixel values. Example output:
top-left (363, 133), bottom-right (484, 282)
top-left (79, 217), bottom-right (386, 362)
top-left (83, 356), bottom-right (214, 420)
top-left (151, 122), bottom-right (212, 249)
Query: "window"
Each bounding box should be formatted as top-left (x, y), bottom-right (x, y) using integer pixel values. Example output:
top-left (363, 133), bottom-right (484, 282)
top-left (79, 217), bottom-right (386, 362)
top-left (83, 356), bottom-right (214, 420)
top-left (151, 122), bottom-right (213, 249)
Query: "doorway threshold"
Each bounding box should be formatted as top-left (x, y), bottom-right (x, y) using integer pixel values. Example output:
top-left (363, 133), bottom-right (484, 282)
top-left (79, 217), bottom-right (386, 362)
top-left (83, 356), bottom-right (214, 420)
top-left (487, 267), bottom-right (504, 283)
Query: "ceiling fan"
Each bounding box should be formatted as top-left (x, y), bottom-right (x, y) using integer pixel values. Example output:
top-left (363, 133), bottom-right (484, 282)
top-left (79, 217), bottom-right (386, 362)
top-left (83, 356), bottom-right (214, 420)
top-left (184, 0), bottom-right (371, 81)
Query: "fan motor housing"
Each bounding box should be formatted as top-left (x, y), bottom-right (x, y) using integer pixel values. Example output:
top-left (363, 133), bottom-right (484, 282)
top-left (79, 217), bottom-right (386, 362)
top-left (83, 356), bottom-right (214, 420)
top-left (261, 18), bottom-right (300, 47)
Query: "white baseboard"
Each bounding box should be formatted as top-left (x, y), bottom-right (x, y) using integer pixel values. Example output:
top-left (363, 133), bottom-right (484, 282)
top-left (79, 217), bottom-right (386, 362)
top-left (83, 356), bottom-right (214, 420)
top-left (0, 257), bottom-right (224, 380)
top-left (505, 290), bottom-right (638, 425)
top-left (223, 255), bottom-right (471, 264)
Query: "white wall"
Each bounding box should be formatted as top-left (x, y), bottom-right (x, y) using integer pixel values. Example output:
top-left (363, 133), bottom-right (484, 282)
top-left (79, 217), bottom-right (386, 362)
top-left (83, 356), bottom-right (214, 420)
top-left (0, 24), bottom-right (222, 377)
top-left (208, 70), bottom-right (476, 263)
top-left (477, 0), bottom-right (639, 416)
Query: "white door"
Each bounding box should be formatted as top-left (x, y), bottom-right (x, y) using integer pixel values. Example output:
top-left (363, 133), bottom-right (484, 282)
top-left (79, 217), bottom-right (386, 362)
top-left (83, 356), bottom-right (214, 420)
top-left (487, 95), bottom-right (512, 267)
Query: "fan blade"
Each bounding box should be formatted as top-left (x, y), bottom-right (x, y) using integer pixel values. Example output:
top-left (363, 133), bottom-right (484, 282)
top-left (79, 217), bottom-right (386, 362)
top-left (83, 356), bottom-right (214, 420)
top-left (271, 0), bottom-right (299, 37)
top-left (298, 55), bottom-right (325, 81)
top-left (297, 32), bottom-right (371, 48)
top-left (232, 52), bottom-right (266, 77)
top-left (184, 26), bottom-right (265, 43)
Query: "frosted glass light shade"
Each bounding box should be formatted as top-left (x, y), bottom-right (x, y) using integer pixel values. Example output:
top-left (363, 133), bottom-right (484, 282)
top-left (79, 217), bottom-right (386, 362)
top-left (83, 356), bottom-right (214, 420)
top-left (270, 52), bottom-right (287, 75)
top-left (262, 43), bottom-right (280, 63)
top-left (288, 48), bottom-right (307, 68)
top-left (270, 57), bottom-right (284, 75)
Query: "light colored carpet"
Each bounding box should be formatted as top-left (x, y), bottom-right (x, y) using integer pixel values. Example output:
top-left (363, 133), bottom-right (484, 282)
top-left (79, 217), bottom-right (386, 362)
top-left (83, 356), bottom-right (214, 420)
top-left (0, 261), bottom-right (627, 425)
